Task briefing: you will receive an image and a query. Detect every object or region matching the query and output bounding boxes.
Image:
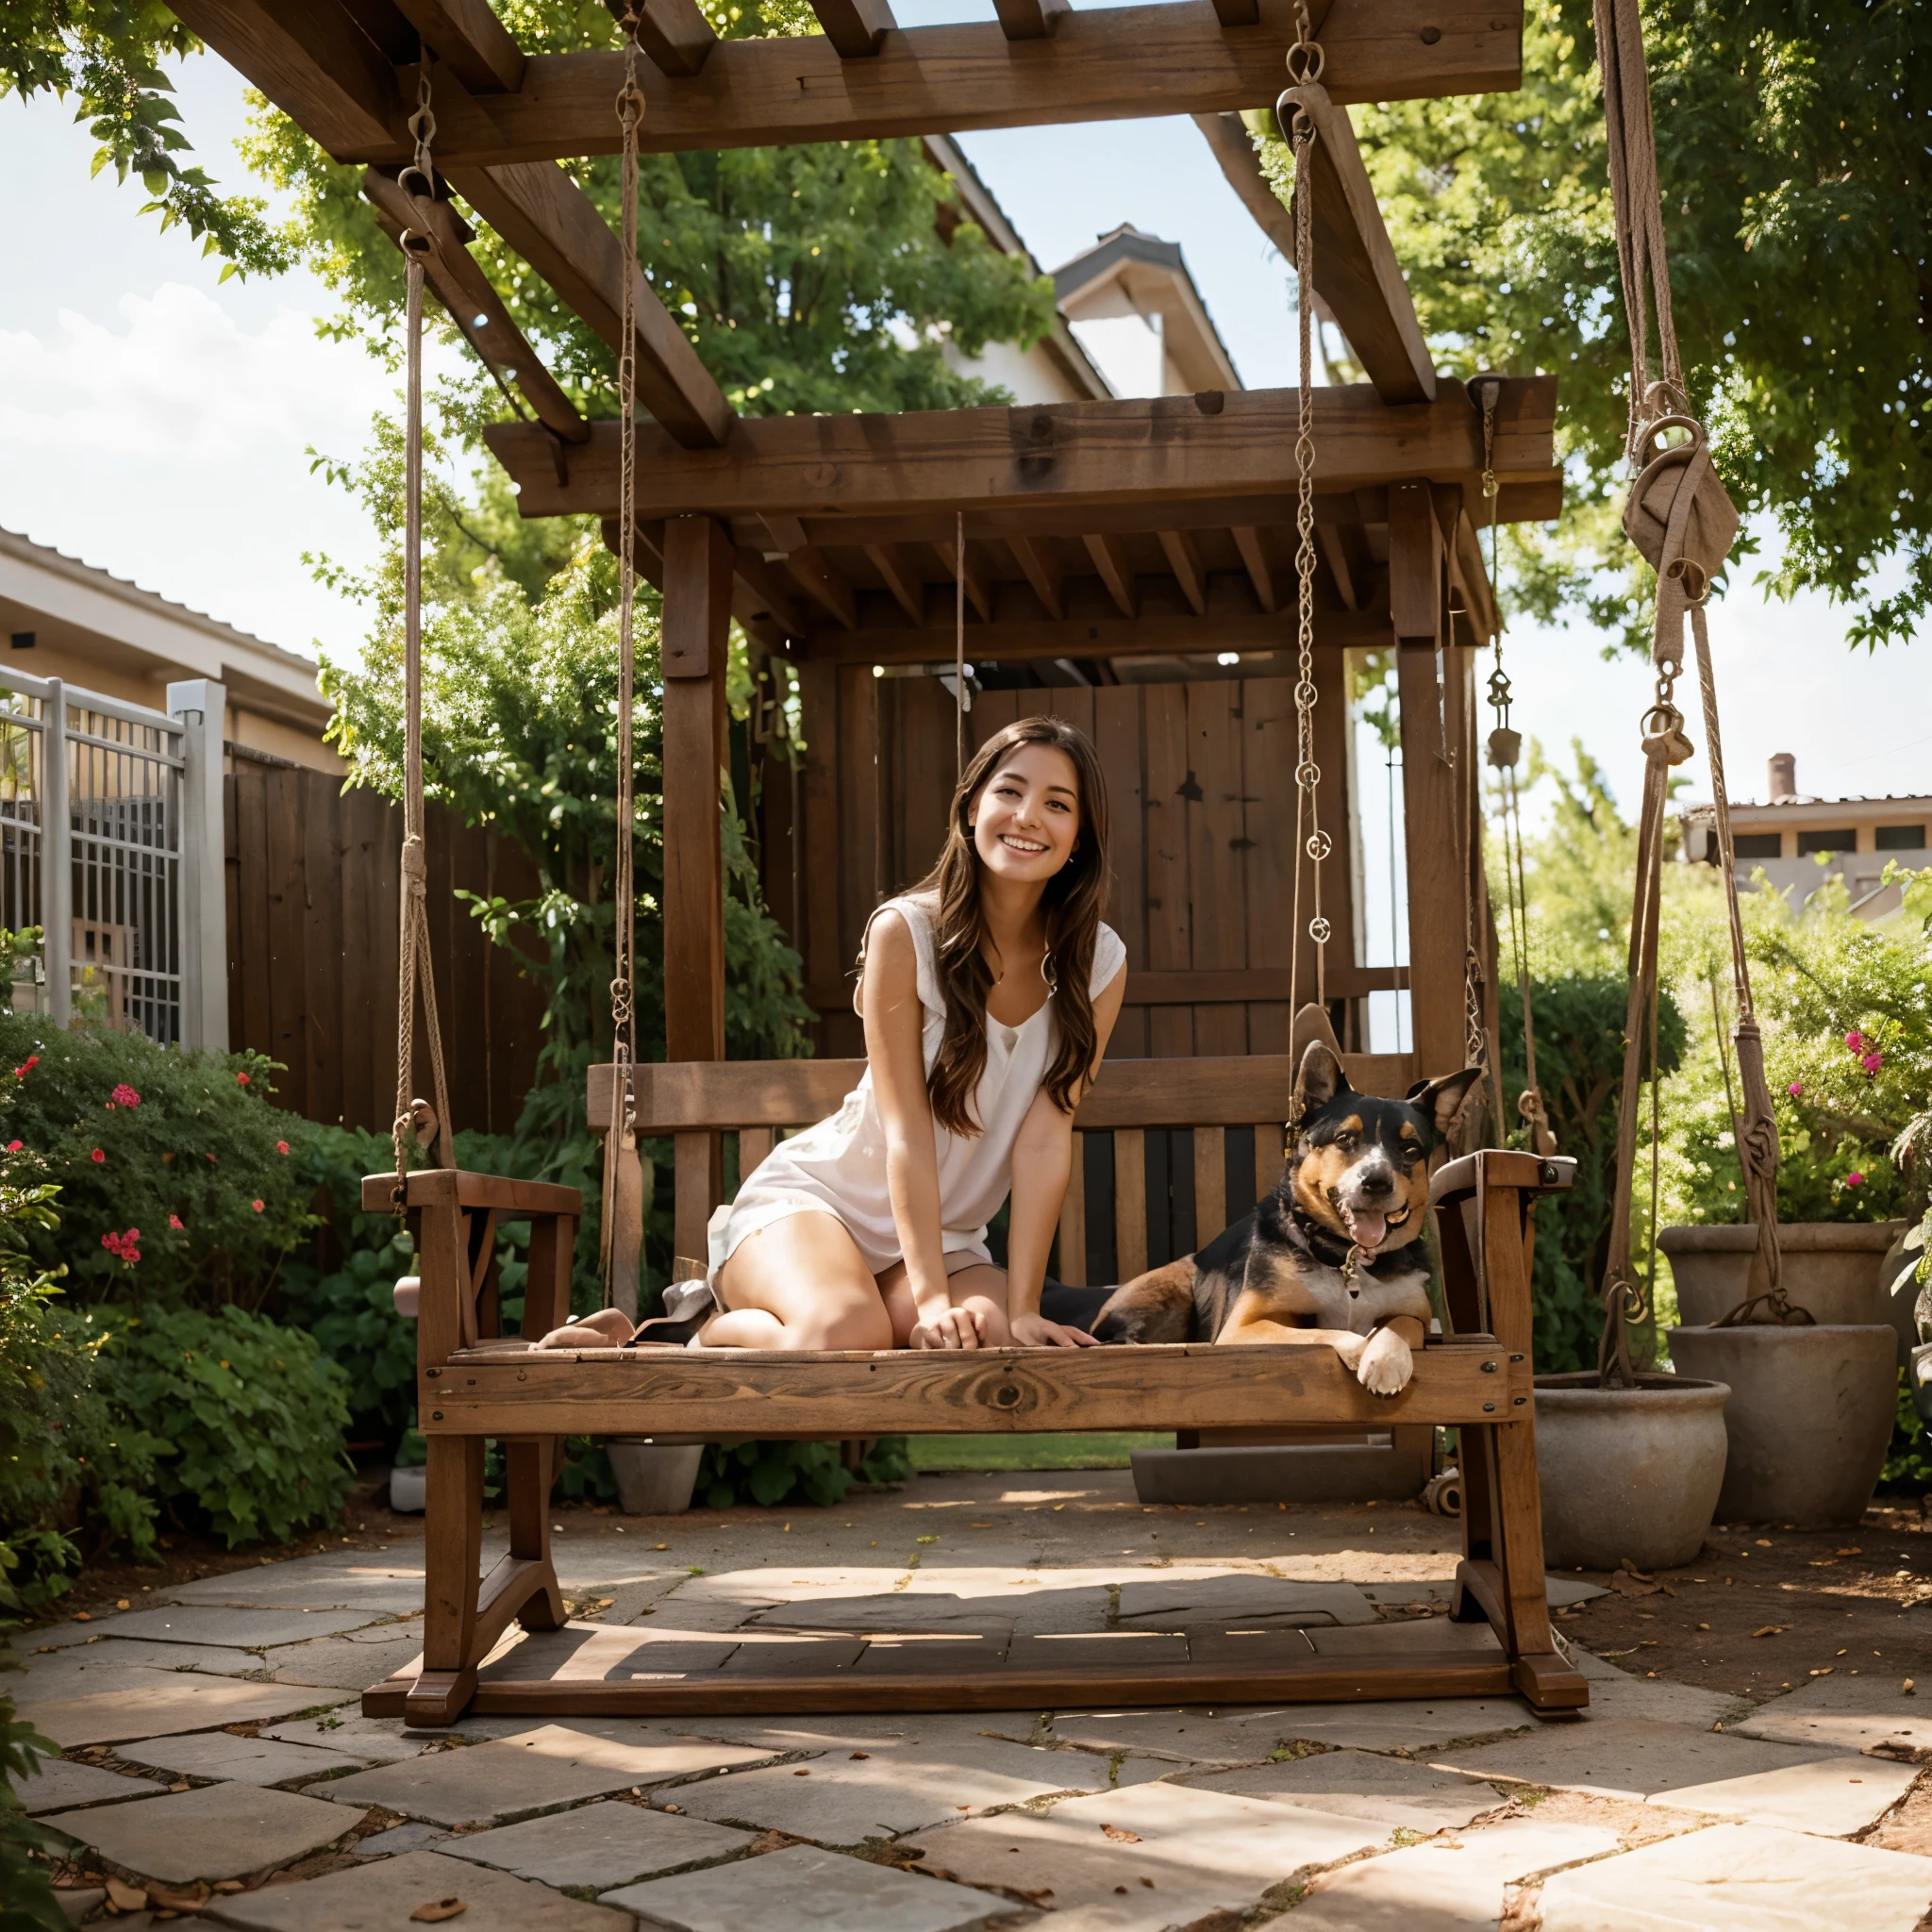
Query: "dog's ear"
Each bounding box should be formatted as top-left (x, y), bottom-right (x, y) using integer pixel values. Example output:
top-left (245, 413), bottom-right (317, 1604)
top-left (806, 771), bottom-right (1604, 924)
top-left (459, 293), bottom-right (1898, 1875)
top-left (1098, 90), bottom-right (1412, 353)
top-left (1407, 1065), bottom-right (1485, 1141)
top-left (1295, 1040), bottom-right (1348, 1123)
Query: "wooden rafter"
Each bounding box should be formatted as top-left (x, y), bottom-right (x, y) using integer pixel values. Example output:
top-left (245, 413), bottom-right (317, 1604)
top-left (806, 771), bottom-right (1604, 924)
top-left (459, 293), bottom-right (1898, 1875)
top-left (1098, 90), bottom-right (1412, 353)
top-left (1008, 534), bottom-right (1065, 619)
top-left (391, 0), bottom-right (525, 92)
top-left (179, 1), bottom-right (1523, 166)
top-left (935, 538), bottom-right (994, 624)
top-left (1158, 528), bottom-right (1208, 616)
top-left (1230, 525), bottom-right (1277, 613)
top-left (488, 379), bottom-right (1557, 524)
top-left (1084, 532), bottom-right (1138, 618)
top-left (786, 547), bottom-right (859, 629)
top-left (809, 0), bottom-right (895, 57)
top-left (991, 0), bottom-right (1069, 40)
top-left (862, 543), bottom-right (926, 623)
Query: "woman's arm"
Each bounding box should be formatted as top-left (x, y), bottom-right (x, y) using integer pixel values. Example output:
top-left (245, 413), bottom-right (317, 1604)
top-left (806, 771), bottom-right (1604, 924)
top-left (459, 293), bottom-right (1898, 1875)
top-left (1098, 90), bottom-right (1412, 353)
top-left (862, 911), bottom-right (981, 1349)
top-left (1006, 962), bottom-right (1127, 1348)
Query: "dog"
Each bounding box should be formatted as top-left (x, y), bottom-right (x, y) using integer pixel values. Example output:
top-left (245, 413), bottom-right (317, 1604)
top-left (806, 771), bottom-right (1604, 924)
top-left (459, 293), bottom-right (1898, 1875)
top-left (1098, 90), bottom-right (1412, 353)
top-left (1091, 1041), bottom-right (1481, 1396)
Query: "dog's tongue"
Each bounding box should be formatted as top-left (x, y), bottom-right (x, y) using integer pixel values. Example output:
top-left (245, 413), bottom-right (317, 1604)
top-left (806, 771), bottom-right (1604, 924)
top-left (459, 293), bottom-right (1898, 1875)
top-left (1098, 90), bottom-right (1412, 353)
top-left (1343, 1208), bottom-right (1388, 1254)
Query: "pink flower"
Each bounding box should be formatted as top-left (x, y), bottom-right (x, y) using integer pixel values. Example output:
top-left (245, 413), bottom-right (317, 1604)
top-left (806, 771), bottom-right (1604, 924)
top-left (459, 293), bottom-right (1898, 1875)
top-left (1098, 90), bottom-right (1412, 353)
top-left (275, 1140), bottom-right (290, 1156)
top-left (1846, 1030), bottom-right (1865, 1052)
top-left (12, 1056), bottom-right (37, 1079)
top-left (235, 1071), bottom-right (250, 1087)
top-left (1863, 1052), bottom-right (1884, 1074)
top-left (4, 1141), bottom-right (20, 1153)
top-left (109, 1083), bottom-right (141, 1108)
top-left (250, 1198), bottom-right (264, 1213)
top-left (100, 1227), bottom-right (141, 1265)
top-left (1788, 1081), bottom-right (1804, 1098)
top-left (1846, 1171), bottom-right (1866, 1188)
top-left (90, 1148), bottom-right (104, 1164)
top-left (169, 1214), bottom-right (183, 1230)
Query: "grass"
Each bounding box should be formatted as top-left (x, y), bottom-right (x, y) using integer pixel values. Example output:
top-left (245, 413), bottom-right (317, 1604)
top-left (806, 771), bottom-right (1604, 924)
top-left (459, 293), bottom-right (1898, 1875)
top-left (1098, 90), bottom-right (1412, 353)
top-left (907, 1431), bottom-right (1174, 1472)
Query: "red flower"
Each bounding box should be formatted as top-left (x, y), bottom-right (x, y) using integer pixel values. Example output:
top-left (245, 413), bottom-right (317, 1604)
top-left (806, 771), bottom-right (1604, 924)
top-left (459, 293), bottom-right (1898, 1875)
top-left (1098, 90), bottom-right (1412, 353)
top-left (110, 1083), bottom-right (141, 1108)
top-left (275, 1140), bottom-right (290, 1156)
top-left (100, 1227), bottom-right (141, 1265)
top-left (4, 1141), bottom-right (20, 1153)
top-left (90, 1148), bottom-right (104, 1164)
top-left (169, 1214), bottom-right (183, 1231)
top-left (251, 1198), bottom-right (264, 1212)
top-left (236, 1071), bottom-right (251, 1086)
top-left (12, 1056), bottom-right (38, 1079)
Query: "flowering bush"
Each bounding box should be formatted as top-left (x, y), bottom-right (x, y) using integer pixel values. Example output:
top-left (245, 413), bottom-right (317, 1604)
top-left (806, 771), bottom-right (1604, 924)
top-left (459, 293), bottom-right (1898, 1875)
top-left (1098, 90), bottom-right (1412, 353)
top-left (0, 1017), bottom-right (315, 1307)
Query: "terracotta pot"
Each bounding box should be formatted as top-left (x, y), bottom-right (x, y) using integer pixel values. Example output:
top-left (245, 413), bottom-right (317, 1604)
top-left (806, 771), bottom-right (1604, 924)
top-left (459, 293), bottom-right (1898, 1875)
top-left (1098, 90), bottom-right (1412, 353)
top-left (1659, 1222), bottom-right (1906, 1326)
top-left (1665, 1324), bottom-right (1897, 1526)
top-left (1532, 1372), bottom-right (1730, 1572)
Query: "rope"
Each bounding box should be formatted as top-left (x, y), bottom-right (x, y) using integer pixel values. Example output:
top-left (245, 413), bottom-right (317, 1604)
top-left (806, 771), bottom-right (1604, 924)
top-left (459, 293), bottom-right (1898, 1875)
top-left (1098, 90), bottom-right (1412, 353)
top-left (599, 8), bottom-right (646, 1294)
top-left (391, 62), bottom-right (455, 1214)
top-left (1282, 2), bottom-right (1329, 1056)
top-left (955, 510), bottom-right (967, 776)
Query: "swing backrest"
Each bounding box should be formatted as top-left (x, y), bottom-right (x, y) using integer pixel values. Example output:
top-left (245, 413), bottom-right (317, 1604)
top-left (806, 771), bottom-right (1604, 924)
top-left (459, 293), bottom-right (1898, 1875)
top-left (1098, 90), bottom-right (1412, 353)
top-left (590, 1052), bottom-right (1416, 1282)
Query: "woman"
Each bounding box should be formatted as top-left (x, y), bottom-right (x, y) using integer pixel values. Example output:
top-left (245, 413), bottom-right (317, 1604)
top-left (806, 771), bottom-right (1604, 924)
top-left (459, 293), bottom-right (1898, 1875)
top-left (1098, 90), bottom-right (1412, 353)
top-left (699, 714), bottom-right (1124, 1351)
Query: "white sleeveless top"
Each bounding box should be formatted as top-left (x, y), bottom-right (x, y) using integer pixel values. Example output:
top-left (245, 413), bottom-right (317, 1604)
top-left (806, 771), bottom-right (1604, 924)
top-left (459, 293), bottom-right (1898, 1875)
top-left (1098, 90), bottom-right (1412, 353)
top-left (708, 894), bottom-right (1126, 1282)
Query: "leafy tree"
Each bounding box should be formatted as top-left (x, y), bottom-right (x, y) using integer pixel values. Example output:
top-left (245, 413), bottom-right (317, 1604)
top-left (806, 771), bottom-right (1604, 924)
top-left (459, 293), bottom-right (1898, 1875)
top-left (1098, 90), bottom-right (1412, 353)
top-left (1, 2), bottom-right (291, 275)
top-left (1259, 2), bottom-right (1931, 651)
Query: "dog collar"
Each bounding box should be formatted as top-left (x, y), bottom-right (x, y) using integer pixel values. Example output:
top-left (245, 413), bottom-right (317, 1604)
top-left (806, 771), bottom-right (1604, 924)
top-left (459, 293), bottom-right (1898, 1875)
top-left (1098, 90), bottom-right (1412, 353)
top-left (1286, 1205), bottom-right (1358, 1272)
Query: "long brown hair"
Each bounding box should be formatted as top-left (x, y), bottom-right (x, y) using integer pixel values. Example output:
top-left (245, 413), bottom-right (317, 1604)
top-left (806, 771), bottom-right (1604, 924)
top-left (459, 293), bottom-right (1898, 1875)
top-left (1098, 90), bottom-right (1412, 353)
top-left (911, 716), bottom-right (1110, 1136)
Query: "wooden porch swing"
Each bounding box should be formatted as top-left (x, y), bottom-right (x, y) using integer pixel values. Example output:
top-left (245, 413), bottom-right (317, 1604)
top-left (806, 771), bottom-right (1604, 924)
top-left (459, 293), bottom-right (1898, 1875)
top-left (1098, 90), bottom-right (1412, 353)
top-left (177, 0), bottom-right (1587, 1726)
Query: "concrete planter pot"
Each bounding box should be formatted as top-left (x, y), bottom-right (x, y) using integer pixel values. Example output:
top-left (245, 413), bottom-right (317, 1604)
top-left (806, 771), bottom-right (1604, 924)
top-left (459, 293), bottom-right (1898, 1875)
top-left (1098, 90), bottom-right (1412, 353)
top-left (1532, 1372), bottom-right (1730, 1572)
top-left (607, 1440), bottom-right (704, 1515)
top-left (1666, 1324), bottom-right (1897, 1526)
top-left (388, 1464), bottom-right (426, 1514)
top-left (1659, 1221), bottom-right (1906, 1326)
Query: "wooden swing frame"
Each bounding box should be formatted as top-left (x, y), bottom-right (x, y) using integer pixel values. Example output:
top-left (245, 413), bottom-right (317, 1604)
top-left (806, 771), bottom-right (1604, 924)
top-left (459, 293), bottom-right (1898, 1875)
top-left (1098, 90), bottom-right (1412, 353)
top-left (171, 0), bottom-right (1586, 1725)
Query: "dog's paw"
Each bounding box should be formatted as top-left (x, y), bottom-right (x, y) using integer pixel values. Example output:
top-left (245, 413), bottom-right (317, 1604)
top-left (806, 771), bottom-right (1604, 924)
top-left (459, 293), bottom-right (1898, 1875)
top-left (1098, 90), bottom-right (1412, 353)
top-left (1330, 1332), bottom-right (1368, 1372)
top-left (1356, 1327), bottom-right (1414, 1398)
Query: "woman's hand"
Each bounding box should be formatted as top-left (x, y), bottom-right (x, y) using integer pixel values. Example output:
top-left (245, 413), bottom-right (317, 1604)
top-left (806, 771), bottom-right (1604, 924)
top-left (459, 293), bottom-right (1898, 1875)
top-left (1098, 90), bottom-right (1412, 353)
top-left (909, 1304), bottom-right (988, 1350)
top-left (1008, 1311), bottom-right (1099, 1349)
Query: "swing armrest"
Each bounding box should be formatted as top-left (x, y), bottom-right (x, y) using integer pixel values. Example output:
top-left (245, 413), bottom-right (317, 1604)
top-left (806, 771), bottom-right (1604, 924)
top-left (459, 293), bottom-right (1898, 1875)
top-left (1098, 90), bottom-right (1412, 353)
top-left (1431, 1150), bottom-right (1575, 1208)
top-left (360, 1169), bottom-right (584, 1217)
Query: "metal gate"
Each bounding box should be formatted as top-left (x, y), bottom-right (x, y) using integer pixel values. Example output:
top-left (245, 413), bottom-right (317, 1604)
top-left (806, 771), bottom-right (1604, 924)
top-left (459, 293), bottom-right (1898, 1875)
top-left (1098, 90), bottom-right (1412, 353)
top-left (0, 669), bottom-right (225, 1049)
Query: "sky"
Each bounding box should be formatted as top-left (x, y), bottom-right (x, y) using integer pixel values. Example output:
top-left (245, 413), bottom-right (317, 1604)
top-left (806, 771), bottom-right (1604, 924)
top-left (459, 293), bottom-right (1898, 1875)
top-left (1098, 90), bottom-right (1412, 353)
top-left (3, 19), bottom-right (1928, 839)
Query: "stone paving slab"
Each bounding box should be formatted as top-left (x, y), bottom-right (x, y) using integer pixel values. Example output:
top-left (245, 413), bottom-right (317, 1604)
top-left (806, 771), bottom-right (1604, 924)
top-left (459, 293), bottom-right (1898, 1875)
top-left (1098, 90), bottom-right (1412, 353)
top-left (601, 1840), bottom-right (1013, 1931)
top-left (1648, 1752), bottom-right (1918, 1836)
top-left (260, 1711), bottom-right (434, 1763)
top-left (127, 1731), bottom-right (370, 1788)
top-left (1287, 1817), bottom-right (1623, 1930)
top-left (1435, 1715), bottom-right (1839, 1802)
top-left (904, 1778), bottom-right (1392, 1924)
top-left (20, 1675), bottom-right (356, 1748)
top-left (1536, 1821), bottom-right (1932, 1932)
top-left (352, 1821), bottom-right (452, 1858)
top-left (1053, 1696), bottom-right (1539, 1764)
top-left (18, 1758), bottom-right (167, 1814)
top-left (40, 1780), bottom-right (368, 1883)
top-left (666, 1735), bottom-right (1131, 1842)
top-left (21, 1637), bottom-right (266, 1679)
top-left (205, 1848), bottom-right (629, 1931)
top-left (1115, 1576), bottom-right (1378, 1627)
top-left (443, 1799), bottom-right (752, 1889)
top-left (1177, 1749), bottom-right (1508, 1833)
top-left (158, 1554), bottom-right (427, 1615)
top-left (1730, 1674), bottom-right (1932, 1758)
top-left (263, 1634), bottom-right (427, 1690)
top-left (85, 1605), bottom-right (383, 1649)
top-left (321, 1723), bottom-right (775, 1826)
top-left (1560, 1647), bottom-right (1738, 1729)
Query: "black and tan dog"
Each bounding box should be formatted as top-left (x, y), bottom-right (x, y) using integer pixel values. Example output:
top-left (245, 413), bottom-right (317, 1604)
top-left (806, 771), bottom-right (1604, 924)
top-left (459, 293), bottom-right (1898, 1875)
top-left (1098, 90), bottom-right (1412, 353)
top-left (1092, 1041), bottom-right (1481, 1396)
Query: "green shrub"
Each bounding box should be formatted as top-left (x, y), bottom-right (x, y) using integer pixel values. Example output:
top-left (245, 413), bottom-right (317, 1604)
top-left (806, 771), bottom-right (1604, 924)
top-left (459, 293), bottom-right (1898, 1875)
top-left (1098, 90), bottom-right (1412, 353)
top-left (697, 1437), bottom-right (912, 1510)
top-left (0, 1016), bottom-right (315, 1308)
top-left (1498, 974), bottom-right (1685, 1374)
top-left (0, 1158), bottom-right (162, 1612)
top-left (86, 1305), bottom-right (354, 1548)
top-left (0, 1617), bottom-right (63, 1932)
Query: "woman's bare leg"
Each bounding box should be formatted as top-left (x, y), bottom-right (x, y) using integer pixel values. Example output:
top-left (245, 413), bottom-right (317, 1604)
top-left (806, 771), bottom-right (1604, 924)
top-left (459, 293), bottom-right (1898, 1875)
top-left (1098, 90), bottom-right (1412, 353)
top-left (701, 1212), bottom-right (895, 1352)
top-left (875, 1260), bottom-right (1012, 1349)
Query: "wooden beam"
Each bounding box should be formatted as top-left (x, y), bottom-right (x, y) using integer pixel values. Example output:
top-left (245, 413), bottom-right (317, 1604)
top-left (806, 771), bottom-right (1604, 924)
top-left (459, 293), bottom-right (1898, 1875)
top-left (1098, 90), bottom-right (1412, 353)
top-left (167, 0), bottom-right (401, 158)
top-left (608, 0), bottom-right (716, 77)
top-left (1158, 528), bottom-right (1208, 616)
top-left (442, 159), bottom-right (732, 449)
top-left (1388, 480), bottom-right (1442, 647)
top-left (362, 169), bottom-right (588, 447)
top-left (1008, 534), bottom-right (1064, 620)
top-left (809, 0), bottom-right (896, 57)
top-left (603, 516), bottom-right (808, 646)
top-left (863, 543), bottom-right (927, 624)
top-left (1281, 82), bottom-right (1437, 405)
top-left (392, 0), bottom-right (525, 92)
top-left (1208, 0), bottom-right (1261, 21)
top-left (1231, 525), bottom-right (1277, 612)
top-left (786, 547), bottom-right (859, 629)
top-left (289, 2), bottom-right (1525, 165)
top-left (1083, 532), bottom-right (1138, 617)
top-left (486, 380), bottom-right (1557, 523)
top-left (1397, 642), bottom-right (1464, 1074)
top-left (795, 606), bottom-right (1386, 665)
top-left (934, 538), bottom-right (994, 624)
top-left (992, 0), bottom-right (1069, 39)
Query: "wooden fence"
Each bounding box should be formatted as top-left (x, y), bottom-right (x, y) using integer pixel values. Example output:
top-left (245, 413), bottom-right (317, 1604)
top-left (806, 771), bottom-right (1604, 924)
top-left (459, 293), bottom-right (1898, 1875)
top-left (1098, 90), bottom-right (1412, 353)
top-left (224, 764), bottom-right (547, 1135)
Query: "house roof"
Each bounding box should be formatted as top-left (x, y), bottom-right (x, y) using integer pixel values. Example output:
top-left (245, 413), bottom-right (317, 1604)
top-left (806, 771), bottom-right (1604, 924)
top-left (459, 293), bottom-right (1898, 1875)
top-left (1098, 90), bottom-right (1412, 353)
top-left (1051, 223), bottom-right (1243, 392)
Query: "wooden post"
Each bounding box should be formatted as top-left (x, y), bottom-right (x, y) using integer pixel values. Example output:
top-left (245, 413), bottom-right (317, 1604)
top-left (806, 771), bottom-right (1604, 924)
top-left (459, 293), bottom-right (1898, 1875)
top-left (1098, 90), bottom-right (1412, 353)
top-left (662, 515), bottom-right (733, 1264)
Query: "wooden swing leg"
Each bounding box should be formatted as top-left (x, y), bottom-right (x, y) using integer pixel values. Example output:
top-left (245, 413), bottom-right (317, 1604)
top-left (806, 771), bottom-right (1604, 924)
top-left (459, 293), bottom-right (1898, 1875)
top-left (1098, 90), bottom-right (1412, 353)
top-left (406, 1434), bottom-right (485, 1726)
top-left (504, 1436), bottom-right (566, 1633)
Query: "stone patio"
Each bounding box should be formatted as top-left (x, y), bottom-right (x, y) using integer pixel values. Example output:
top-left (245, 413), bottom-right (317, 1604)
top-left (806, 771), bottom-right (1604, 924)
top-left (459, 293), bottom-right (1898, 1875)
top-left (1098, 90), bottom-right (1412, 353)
top-left (19, 1469), bottom-right (1932, 1928)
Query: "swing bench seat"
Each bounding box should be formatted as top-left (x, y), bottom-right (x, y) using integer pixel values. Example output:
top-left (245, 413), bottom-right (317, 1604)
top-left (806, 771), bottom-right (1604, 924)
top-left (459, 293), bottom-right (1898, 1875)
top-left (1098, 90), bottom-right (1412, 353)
top-left (362, 1054), bottom-right (1585, 1726)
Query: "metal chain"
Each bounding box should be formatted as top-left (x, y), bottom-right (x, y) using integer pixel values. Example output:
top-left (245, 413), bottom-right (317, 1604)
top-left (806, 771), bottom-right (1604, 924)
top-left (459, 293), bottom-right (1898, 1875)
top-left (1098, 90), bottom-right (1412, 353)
top-left (1283, 16), bottom-right (1328, 1037)
top-left (391, 58), bottom-right (454, 1216)
top-left (600, 8), bottom-right (645, 1290)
